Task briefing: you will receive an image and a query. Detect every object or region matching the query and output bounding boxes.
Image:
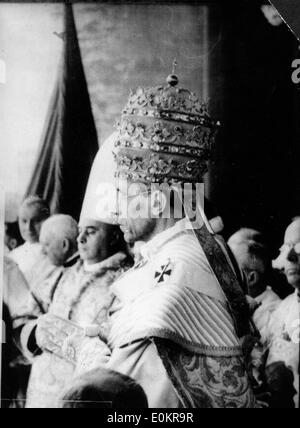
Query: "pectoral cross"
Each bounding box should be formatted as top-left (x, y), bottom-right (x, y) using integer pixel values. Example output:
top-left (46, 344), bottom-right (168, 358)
top-left (155, 260), bottom-right (172, 284)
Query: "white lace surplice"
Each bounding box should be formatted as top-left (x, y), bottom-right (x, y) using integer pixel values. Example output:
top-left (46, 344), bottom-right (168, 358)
top-left (26, 253), bottom-right (127, 408)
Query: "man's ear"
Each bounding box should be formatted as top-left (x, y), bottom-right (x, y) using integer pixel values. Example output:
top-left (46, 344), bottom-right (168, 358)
top-left (150, 190), bottom-right (167, 217)
top-left (247, 270), bottom-right (259, 288)
top-left (62, 238), bottom-right (70, 254)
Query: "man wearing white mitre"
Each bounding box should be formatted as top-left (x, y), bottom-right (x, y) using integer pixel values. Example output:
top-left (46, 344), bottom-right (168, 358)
top-left (22, 177), bottom-right (131, 408)
top-left (83, 71), bottom-right (256, 408)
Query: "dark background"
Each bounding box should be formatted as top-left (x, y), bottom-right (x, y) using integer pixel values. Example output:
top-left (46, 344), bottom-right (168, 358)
top-left (271, 0), bottom-right (300, 41)
top-left (206, 0), bottom-right (300, 256)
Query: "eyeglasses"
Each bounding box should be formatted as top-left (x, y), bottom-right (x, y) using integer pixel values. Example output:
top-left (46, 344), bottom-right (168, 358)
top-left (279, 243), bottom-right (300, 255)
top-left (117, 189), bottom-right (151, 200)
top-left (116, 188), bottom-right (152, 219)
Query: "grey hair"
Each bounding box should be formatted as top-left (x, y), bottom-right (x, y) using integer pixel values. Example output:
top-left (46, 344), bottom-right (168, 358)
top-left (228, 228), bottom-right (264, 247)
top-left (41, 214), bottom-right (79, 246)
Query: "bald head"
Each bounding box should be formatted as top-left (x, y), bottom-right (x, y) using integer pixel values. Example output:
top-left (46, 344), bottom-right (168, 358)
top-left (41, 215), bottom-right (78, 241)
top-left (280, 218), bottom-right (300, 290)
top-left (284, 218), bottom-right (300, 244)
top-left (40, 215), bottom-right (78, 266)
top-left (60, 368), bottom-right (148, 408)
top-left (228, 228), bottom-right (267, 274)
top-left (228, 228), bottom-right (264, 248)
top-left (228, 229), bottom-right (268, 297)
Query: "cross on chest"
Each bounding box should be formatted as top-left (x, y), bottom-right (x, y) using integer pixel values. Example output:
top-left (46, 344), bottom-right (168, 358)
top-left (155, 260), bottom-right (172, 284)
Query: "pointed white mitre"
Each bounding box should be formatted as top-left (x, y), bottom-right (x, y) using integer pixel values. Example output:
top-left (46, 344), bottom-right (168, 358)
top-left (80, 132), bottom-right (118, 225)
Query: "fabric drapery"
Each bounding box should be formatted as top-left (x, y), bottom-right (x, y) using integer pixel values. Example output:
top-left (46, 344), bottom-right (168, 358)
top-left (25, 4), bottom-right (98, 220)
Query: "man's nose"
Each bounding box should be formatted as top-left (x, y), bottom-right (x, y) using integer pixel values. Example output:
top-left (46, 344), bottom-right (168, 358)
top-left (287, 248), bottom-right (298, 263)
top-left (77, 232), bottom-right (86, 244)
top-left (28, 220), bottom-right (35, 232)
top-left (23, 221), bottom-right (30, 231)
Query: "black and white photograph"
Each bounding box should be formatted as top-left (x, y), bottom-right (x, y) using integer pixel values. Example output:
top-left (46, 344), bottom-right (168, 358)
top-left (0, 0), bottom-right (299, 411)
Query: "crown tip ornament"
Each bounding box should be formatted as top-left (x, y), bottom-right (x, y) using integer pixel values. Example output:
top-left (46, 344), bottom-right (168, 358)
top-left (166, 74), bottom-right (179, 87)
top-left (166, 58), bottom-right (179, 87)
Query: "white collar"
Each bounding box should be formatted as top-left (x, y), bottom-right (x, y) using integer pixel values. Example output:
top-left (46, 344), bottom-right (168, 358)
top-left (83, 252), bottom-right (126, 273)
top-left (140, 218), bottom-right (191, 260)
top-left (84, 260), bottom-right (106, 273)
top-left (139, 210), bottom-right (217, 260)
top-left (25, 241), bottom-right (40, 247)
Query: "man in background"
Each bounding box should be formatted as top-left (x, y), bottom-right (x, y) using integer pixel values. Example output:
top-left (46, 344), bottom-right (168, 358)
top-left (228, 228), bottom-right (281, 342)
top-left (10, 196), bottom-right (50, 286)
top-left (60, 368), bottom-right (148, 408)
top-left (265, 219), bottom-right (300, 408)
top-left (30, 214), bottom-right (79, 313)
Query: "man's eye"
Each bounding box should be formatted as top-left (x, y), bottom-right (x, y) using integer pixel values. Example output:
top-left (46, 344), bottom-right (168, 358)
top-left (87, 230), bottom-right (96, 236)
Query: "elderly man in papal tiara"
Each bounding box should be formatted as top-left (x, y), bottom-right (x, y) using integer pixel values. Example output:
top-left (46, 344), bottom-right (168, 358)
top-left (77, 63), bottom-right (257, 408)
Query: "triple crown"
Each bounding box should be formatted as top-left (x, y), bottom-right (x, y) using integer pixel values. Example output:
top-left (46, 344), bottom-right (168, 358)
top-left (114, 70), bottom-right (220, 185)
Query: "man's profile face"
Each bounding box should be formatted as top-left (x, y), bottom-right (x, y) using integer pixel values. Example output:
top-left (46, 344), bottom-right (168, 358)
top-left (117, 179), bottom-right (157, 244)
top-left (281, 220), bottom-right (300, 290)
top-left (18, 204), bottom-right (46, 244)
top-left (40, 231), bottom-right (66, 267)
top-left (229, 241), bottom-right (266, 297)
top-left (77, 219), bottom-right (111, 265)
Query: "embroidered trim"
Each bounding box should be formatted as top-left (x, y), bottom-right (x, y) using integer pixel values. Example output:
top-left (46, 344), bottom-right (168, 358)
top-left (193, 226), bottom-right (251, 338)
top-left (154, 338), bottom-right (255, 408)
top-left (114, 153), bottom-right (208, 184)
top-left (118, 327), bottom-right (243, 357)
top-left (116, 119), bottom-right (214, 151)
top-left (115, 138), bottom-right (207, 158)
top-left (68, 253), bottom-right (128, 320)
top-left (123, 85), bottom-right (211, 122)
